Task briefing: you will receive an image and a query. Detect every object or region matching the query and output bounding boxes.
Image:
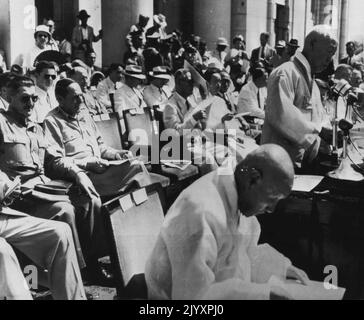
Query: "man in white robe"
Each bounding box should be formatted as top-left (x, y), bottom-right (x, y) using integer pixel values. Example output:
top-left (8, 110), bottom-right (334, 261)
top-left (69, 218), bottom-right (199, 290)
top-left (261, 25), bottom-right (338, 169)
top-left (146, 144), bottom-right (309, 300)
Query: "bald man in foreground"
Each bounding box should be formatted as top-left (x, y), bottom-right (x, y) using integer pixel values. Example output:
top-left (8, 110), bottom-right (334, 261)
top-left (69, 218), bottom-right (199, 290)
top-left (146, 144), bottom-right (309, 300)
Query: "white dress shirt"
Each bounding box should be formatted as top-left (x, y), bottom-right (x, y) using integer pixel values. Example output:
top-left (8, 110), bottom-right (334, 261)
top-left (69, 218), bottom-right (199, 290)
top-left (95, 77), bottom-right (123, 111)
top-left (31, 86), bottom-right (58, 123)
top-left (237, 81), bottom-right (267, 119)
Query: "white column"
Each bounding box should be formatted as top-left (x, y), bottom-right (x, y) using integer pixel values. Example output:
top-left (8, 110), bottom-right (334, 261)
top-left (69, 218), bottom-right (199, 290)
top-left (0, 0), bottom-right (37, 67)
top-left (231, 0), bottom-right (247, 42)
top-left (267, 0), bottom-right (276, 46)
top-left (339, 0), bottom-right (349, 59)
top-left (101, 0), bottom-right (154, 67)
top-left (193, 0), bottom-right (231, 50)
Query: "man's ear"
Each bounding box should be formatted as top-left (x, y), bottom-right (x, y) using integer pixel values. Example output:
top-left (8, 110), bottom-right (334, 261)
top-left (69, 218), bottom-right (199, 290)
top-left (249, 169), bottom-right (262, 187)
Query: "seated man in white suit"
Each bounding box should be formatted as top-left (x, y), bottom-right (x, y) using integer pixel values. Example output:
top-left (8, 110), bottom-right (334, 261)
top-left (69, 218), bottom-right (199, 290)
top-left (146, 144), bottom-right (309, 300)
top-left (0, 170), bottom-right (86, 300)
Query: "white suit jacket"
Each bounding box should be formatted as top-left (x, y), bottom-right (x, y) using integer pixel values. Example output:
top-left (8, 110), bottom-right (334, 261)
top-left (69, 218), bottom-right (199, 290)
top-left (114, 84), bottom-right (146, 115)
top-left (261, 52), bottom-right (325, 167)
top-left (143, 84), bottom-right (171, 108)
top-left (163, 92), bottom-right (202, 136)
top-left (145, 170), bottom-right (291, 300)
top-left (237, 81), bottom-right (267, 119)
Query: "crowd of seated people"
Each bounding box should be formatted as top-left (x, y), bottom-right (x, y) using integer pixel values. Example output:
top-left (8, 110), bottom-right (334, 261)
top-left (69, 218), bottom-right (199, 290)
top-left (1, 8), bottom-right (364, 300)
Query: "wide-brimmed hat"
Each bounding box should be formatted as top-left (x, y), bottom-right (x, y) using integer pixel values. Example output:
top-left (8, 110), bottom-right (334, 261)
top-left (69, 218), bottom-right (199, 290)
top-left (77, 10), bottom-right (90, 19)
top-left (34, 25), bottom-right (51, 38)
top-left (123, 65), bottom-right (146, 80)
top-left (287, 39), bottom-right (300, 48)
top-left (207, 61), bottom-right (224, 71)
top-left (147, 32), bottom-right (161, 40)
top-left (154, 14), bottom-right (167, 28)
top-left (233, 34), bottom-right (244, 42)
top-left (216, 37), bottom-right (229, 47)
top-left (275, 40), bottom-right (286, 49)
top-left (149, 66), bottom-right (171, 80)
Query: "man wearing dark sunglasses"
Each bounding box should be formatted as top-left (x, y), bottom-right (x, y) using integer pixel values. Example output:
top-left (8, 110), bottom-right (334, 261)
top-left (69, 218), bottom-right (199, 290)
top-left (0, 75), bottom-right (115, 289)
top-left (33, 61), bottom-right (58, 123)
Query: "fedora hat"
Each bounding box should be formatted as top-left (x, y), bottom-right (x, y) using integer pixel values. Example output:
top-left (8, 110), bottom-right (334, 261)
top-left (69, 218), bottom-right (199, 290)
top-left (275, 40), bottom-right (286, 49)
top-left (149, 66), bottom-right (171, 80)
top-left (287, 39), bottom-right (300, 47)
top-left (123, 65), bottom-right (146, 80)
top-left (216, 37), bottom-right (229, 47)
top-left (207, 61), bottom-right (224, 71)
top-left (34, 25), bottom-right (51, 38)
top-left (154, 14), bottom-right (167, 28)
top-left (77, 10), bottom-right (90, 19)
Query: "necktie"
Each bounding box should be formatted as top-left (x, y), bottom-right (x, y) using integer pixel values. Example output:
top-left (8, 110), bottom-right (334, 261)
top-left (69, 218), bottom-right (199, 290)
top-left (260, 47), bottom-right (265, 59)
top-left (257, 90), bottom-right (261, 109)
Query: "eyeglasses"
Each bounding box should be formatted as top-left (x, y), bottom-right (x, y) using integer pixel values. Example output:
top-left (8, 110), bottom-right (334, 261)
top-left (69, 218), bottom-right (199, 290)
top-left (20, 95), bottom-right (39, 104)
top-left (44, 74), bottom-right (57, 80)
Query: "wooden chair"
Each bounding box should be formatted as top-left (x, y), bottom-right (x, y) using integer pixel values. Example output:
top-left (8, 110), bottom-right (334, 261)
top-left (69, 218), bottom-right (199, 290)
top-left (103, 185), bottom-right (164, 299)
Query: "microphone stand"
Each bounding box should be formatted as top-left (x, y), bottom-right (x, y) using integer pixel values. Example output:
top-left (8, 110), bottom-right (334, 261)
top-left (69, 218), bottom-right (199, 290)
top-left (327, 97), bottom-right (364, 181)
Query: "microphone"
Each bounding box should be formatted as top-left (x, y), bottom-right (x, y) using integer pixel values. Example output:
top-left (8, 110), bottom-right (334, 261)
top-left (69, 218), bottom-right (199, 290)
top-left (328, 79), bottom-right (353, 100)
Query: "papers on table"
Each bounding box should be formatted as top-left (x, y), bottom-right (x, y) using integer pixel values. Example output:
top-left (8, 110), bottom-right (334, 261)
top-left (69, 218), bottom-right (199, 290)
top-left (107, 158), bottom-right (139, 166)
top-left (269, 276), bottom-right (346, 300)
top-left (161, 160), bottom-right (192, 171)
top-left (292, 175), bottom-right (324, 193)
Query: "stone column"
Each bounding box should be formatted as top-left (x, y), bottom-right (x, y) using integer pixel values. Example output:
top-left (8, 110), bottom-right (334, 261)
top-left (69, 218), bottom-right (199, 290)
top-left (339, 0), bottom-right (349, 59)
top-left (231, 0), bottom-right (247, 42)
top-left (101, 0), bottom-right (154, 67)
top-left (267, 0), bottom-right (276, 46)
top-left (193, 0), bottom-right (231, 50)
top-left (0, 0), bottom-right (36, 67)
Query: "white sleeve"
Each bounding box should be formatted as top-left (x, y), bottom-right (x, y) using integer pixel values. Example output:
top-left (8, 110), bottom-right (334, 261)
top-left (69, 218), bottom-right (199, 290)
top-left (237, 87), bottom-right (265, 119)
top-left (164, 205), bottom-right (271, 300)
top-left (95, 82), bottom-right (112, 109)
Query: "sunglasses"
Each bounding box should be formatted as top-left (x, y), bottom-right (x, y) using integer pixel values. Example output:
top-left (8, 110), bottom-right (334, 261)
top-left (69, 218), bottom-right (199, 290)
top-left (44, 74), bottom-right (57, 80)
top-left (20, 95), bottom-right (39, 104)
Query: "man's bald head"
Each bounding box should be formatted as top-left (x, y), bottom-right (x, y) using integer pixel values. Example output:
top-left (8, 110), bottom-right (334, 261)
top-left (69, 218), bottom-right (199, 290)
top-left (235, 144), bottom-right (294, 217)
top-left (302, 25), bottom-right (338, 74)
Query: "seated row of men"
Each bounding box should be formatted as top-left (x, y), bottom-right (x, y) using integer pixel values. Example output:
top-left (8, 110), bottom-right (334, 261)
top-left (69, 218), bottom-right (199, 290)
top-left (0, 75), bottom-right (148, 299)
top-left (0, 60), bottom-right (260, 299)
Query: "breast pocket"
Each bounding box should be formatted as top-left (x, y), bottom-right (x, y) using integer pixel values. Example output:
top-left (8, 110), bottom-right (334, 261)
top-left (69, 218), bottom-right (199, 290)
top-left (63, 132), bottom-right (83, 156)
top-left (1, 135), bottom-right (29, 166)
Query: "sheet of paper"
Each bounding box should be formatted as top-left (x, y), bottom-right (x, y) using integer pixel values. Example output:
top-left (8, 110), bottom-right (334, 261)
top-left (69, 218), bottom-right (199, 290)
top-left (184, 60), bottom-right (208, 92)
top-left (108, 158), bottom-right (138, 166)
top-left (292, 175), bottom-right (324, 192)
top-left (100, 113), bottom-right (110, 121)
top-left (119, 194), bottom-right (134, 212)
top-left (3, 176), bottom-right (21, 199)
top-left (269, 276), bottom-right (346, 300)
top-left (132, 188), bottom-right (148, 206)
